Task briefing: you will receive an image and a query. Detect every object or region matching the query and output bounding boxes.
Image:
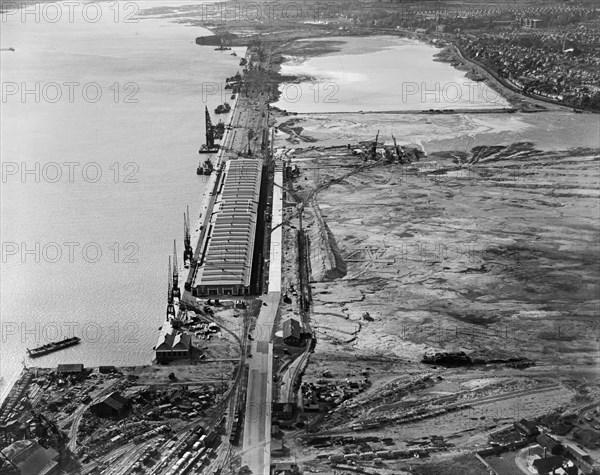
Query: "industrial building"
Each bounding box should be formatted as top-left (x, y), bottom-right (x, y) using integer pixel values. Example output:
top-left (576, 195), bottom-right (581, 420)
top-left (530, 455), bottom-right (577, 475)
top-left (193, 159), bottom-right (264, 296)
top-left (0, 440), bottom-right (59, 475)
top-left (56, 364), bottom-right (85, 379)
top-left (90, 392), bottom-right (131, 419)
top-left (271, 462), bottom-right (301, 475)
top-left (154, 320), bottom-right (192, 362)
top-left (282, 317), bottom-right (311, 346)
top-left (282, 318), bottom-right (302, 346)
top-left (515, 419), bottom-right (539, 437)
top-left (536, 433), bottom-right (563, 456)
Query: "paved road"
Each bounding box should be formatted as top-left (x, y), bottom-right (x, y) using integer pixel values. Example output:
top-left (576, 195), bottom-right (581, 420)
top-left (242, 293), bottom-right (279, 475)
top-left (241, 149), bottom-right (283, 474)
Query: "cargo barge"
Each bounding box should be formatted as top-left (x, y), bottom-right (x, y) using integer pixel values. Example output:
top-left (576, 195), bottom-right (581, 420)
top-left (27, 337), bottom-right (81, 358)
top-left (197, 158), bottom-right (214, 175)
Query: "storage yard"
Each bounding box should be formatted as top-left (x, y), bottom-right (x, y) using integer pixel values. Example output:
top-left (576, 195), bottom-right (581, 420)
top-left (0, 364), bottom-right (231, 475)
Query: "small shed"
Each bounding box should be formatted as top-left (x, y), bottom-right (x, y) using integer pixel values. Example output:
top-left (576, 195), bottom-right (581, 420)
top-left (283, 318), bottom-right (302, 346)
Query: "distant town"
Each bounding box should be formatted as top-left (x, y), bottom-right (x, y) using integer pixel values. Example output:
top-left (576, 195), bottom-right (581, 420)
top-left (350, 2), bottom-right (600, 110)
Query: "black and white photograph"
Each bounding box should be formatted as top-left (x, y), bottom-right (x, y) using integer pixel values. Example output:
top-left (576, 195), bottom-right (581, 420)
top-left (1, 0), bottom-right (599, 474)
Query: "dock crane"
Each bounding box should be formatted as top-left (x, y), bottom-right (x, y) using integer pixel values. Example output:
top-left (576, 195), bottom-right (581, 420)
top-left (183, 206), bottom-right (193, 269)
top-left (205, 106), bottom-right (215, 150)
top-left (392, 135), bottom-right (405, 163)
top-left (369, 130), bottom-right (380, 161)
top-left (172, 241), bottom-right (181, 301)
top-left (198, 106), bottom-right (219, 155)
top-left (27, 407), bottom-right (65, 448)
top-left (167, 257), bottom-right (175, 319)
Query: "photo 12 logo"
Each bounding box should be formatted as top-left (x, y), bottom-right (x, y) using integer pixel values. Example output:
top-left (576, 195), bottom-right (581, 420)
top-left (201, 80), bottom-right (340, 105)
top-left (1, 1), bottom-right (140, 24)
top-left (401, 81), bottom-right (503, 105)
top-left (1, 161), bottom-right (140, 184)
top-left (280, 82), bottom-right (339, 104)
top-left (197, 1), bottom-right (341, 24)
top-left (1, 82), bottom-right (140, 104)
top-left (1, 321), bottom-right (140, 345)
top-left (1, 241), bottom-right (140, 264)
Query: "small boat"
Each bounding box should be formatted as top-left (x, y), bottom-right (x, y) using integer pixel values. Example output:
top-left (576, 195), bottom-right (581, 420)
top-left (27, 337), bottom-right (81, 358)
top-left (202, 159), bottom-right (213, 175)
top-left (197, 158), bottom-right (214, 175)
top-left (198, 144), bottom-right (219, 154)
top-left (215, 102), bottom-right (231, 114)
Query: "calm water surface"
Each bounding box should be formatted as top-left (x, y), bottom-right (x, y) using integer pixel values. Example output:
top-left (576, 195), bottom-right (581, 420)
top-left (0, 0), bottom-right (244, 397)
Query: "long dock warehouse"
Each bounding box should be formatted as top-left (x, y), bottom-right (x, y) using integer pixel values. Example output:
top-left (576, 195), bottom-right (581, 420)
top-left (193, 159), bottom-right (264, 297)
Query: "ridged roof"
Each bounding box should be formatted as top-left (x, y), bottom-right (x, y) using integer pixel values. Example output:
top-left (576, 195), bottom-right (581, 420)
top-left (195, 159), bottom-right (263, 289)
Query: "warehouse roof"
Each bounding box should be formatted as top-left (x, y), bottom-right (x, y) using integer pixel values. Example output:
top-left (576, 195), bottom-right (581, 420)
top-left (155, 321), bottom-right (191, 352)
top-left (195, 159), bottom-right (263, 289)
top-left (1, 440), bottom-right (59, 475)
top-left (93, 392), bottom-right (130, 412)
top-left (57, 364), bottom-right (84, 374)
top-left (532, 455), bottom-right (565, 474)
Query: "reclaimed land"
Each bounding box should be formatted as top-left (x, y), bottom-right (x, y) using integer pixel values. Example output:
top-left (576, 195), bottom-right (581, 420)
top-left (272, 122), bottom-right (600, 474)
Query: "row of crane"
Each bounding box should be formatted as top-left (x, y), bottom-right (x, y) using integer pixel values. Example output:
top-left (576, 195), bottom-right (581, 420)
top-left (165, 207), bottom-right (195, 320)
top-left (351, 131), bottom-right (424, 163)
top-left (166, 244), bottom-right (180, 321)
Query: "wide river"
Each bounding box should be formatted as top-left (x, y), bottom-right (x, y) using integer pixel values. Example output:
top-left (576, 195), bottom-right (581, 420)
top-left (0, 0), bottom-right (244, 399)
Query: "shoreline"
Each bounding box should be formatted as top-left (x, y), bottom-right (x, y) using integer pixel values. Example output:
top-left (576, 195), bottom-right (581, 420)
top-left (199, 24), bottom-right (596, 115)
top-left (278, 107), bottom-right (521, 115)
top-left (0, 18), bottom-right (246, 404)
top-left (261, 34), bottom-right (537, 115)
